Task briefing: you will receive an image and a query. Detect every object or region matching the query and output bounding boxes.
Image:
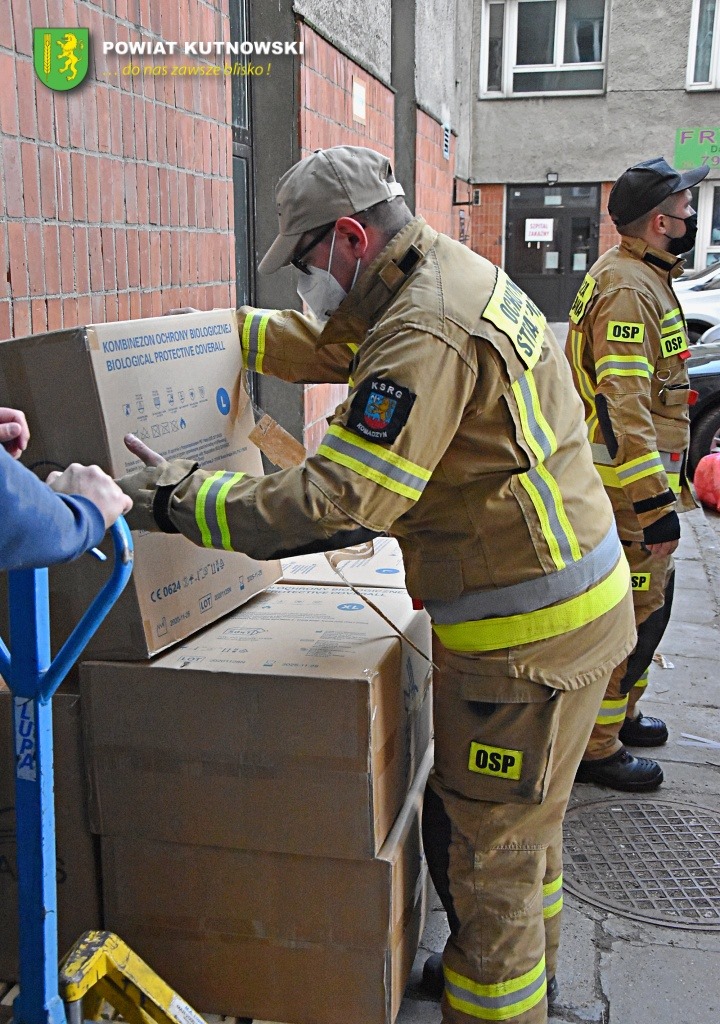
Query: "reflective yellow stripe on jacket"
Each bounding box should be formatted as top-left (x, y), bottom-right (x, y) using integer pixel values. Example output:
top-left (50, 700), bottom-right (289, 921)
top-left (444, 956), bottom-right (546, 1020)
top-left (195, 471), bottom-right (246, 550)
top-left (543, 874), bottom-right (563, 920)
top-left (591, 443), bottom-right (681, 493)
top-left (595, 353), bottom-right (653, 382)
top-left (512, 370), bottom-right (582, 570)
top-left (569, 328), bottom-right (599, 441)
top-left (240, 310), bottom-right (274, 373)
top-left (433, 555), bottom-right (629, 653)
top-left (318, 424), bottom-right (432, 501)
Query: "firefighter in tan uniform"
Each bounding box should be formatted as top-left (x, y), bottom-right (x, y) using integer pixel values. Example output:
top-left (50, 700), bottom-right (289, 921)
top-left (119, 147), bottom-right (635, 1024)
top-left (566, 157), bottom-right (708, 792)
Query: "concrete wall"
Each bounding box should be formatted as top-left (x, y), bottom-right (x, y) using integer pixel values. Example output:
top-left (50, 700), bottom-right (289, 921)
top-left (415, 0), bottom-right (456, 125)
top-left (470, 0), bottom-right (720, 186)
top-left (293, 0), bottom-right (391, 82)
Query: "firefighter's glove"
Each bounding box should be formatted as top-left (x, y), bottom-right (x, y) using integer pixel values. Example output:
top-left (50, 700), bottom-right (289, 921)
top-left (117, 459), bottom-right (198, 534)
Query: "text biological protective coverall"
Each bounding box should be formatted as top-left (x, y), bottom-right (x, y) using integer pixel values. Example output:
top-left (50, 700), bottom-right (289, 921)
top-left (566, 236), bottom-right (695, 758)
top-left (120, 218), bottom-right (636, 1023)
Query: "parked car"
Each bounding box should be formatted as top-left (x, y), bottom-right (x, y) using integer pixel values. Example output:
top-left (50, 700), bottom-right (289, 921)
top-left (677, 264), bottom-right (720, 343)
top-left (687, 340), bottom-right (720, 476)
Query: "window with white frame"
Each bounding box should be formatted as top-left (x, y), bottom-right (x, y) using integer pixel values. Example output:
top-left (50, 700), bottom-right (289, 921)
top-left (481, 0), bottom-right (607, 98)
top-left (688, 0), bottom-right (720, 88)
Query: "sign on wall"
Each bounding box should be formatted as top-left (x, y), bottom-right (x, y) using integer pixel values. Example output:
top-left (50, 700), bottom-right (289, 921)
top-left (524, 218), bottom-right (554, 242)
top-left (675, 127), bottom-right (720, 170)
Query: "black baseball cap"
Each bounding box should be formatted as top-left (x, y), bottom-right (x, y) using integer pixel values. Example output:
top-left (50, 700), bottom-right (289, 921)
top-left (608, 157), bottom-right (709, 228)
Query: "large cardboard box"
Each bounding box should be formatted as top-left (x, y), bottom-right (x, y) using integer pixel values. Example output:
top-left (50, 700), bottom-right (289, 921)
top-left (100, 746), bottom-right (431, 1024)
top-left (281, 535), bottom-right (407, 588)
top-left (0, 312), bottom-right (281, 659)
top-left (81, 585), bottom-right (433, 859)
top-left (0, 687), bottom-right (102, 979)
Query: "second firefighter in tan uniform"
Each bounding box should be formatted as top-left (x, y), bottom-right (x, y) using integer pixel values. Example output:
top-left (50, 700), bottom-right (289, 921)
top-left (120, 147), bottom-right (635, 1024)
top-left (566, 155), bottom-right (707, 792)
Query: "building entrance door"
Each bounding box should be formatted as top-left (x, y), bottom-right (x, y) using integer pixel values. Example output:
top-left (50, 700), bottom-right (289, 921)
top-left (505, 185), bottom-right (600, 322)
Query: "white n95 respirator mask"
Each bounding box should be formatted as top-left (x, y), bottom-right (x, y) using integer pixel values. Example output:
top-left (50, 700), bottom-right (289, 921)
top-left (296, 231), bottom-right (360, 324)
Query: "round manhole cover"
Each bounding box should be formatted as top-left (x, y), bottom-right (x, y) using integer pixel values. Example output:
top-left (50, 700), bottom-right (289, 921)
top-left (563, 798), bottom-right (720, 930)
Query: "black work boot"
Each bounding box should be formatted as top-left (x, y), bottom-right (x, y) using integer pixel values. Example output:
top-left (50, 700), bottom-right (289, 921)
top-left (421, 953), bottom-right (445, 999)
top-left (575, 747), bottom-right (663, 791)
top-left (618, 711), bottom-right (668, 747)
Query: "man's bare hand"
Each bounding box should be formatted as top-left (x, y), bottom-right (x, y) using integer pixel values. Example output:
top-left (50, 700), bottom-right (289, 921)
top-left (645, 539), bottom-right (679, 558)
top-left (46, 464), bottom-right (132, 529)
top-left (124, 433), bottom-right (167, 467)
top-left (0, 407), bottom-right (30, 458)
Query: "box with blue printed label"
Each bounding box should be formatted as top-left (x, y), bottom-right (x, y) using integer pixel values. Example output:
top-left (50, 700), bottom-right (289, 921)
top-left (281, 535), bottom-right (407, 588)
top-left (0, 311), bottom-right (281, 659)
top-left (81, 584), bottom-right (433, 859)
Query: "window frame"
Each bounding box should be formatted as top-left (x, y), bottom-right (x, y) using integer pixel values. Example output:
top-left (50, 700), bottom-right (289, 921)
top-left (686, 0), bottom-right (720, 90)
top-left (480, 0), bottom-right (608, 100)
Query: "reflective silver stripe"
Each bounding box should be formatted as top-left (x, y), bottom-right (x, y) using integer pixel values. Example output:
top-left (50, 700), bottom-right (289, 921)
top-left (445, 962), bottom-right (546, 1016)
top-left (515, 373), bottom-right (553, 460)
top-left (244, 309), bottom-right (274, 373)
top-left (523, 466), bottom-right (576, 566)
top-left (617, 452), bottom-right (663, 483)
top-left (592, 442), bottom-right (685, 474)
top-left (661, 308), bottom-right (683, 331)
top-left (202, 472), bottom-right (239, 549)
top-left (319, 428), bottom-right (430, 499)
top-left (424, 523), bottom-right (621, 625)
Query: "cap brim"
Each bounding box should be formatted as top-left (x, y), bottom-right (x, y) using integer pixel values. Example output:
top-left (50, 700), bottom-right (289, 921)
top-left (674, 165), bottom-right (710, 191)
top-left (258, 231), bottom-right (305, 275)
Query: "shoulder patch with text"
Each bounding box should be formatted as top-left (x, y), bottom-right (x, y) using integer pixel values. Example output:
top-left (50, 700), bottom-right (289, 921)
top-left (468, 742), bottom-right (523, 780)
top-left (631, 573), bottom-right (651, 591)
top-left (482, 269), bottom-right (546, 370)
top-left (607, 321), bottom-right (645, 343)
top-left (660, 330), bottom-right (689, 359)
top-left (569, 273), bottom-right (597, 324)
top-left (347, 376), bottom-right (416, 444)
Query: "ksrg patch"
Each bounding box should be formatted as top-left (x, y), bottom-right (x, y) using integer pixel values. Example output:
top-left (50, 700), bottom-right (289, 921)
top-left (347, 376), bottom-right (416, 444)
top-left (468, 741), bottom-right (523, 780)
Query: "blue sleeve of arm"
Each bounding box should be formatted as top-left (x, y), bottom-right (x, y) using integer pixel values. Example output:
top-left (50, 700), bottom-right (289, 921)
top-left (0, 449), bottom-right (105, 571)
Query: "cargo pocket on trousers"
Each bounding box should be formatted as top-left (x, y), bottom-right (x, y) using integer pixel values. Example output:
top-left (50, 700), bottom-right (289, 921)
top-left (433, 670), bottom-right (562, 805)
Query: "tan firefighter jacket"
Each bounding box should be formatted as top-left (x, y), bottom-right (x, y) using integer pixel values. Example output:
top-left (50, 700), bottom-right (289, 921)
top-left (121, 218), bottom-right (635, 687)
top-left (566, 235), bottom-right (697, 542)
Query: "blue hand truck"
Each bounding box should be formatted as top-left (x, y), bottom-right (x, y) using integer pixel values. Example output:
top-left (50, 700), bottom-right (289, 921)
top-left (1, 520), bottom-right (214, 1024)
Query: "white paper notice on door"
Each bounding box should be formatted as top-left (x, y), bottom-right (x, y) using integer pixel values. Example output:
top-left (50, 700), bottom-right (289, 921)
top-left (573, 252), bottom-right (588, 271)
top-left (525, 218), bottom-right (554, 242)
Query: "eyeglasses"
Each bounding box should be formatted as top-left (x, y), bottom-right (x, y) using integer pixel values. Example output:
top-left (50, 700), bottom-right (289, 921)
top-left (291, 223), bottom-right (335, 275)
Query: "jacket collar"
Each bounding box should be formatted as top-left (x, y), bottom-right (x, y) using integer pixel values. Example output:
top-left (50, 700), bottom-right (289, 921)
top-left (619, 235), bottom-right (685, 279)
top-left (315, 218), bottom-right (439, 348)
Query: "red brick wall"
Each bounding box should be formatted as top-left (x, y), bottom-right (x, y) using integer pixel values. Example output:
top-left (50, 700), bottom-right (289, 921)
top-left (469, 184), bottom-right (504, 266)
top-left (298, 23), bottom-right (394, 454)
top-left (299, 23), bottom-right (393, 161)
top-left (415, 110), bottom-right (455, 237)
top-left (0, 1), bottom-right (234, 341)
top-left (599, 180), bottom-right (620, 256)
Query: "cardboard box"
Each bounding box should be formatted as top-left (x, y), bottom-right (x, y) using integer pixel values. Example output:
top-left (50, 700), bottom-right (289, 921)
top-left (100, 746), bottom-right (432, 1024)
top-left (81, 585), bottom-right (433, 859)
top-left (281, 535), bottom-right (406, 588)
top-left (0, 311), bottom-right (281, 659)
top-left (0, 687), bottom-right (102, 979)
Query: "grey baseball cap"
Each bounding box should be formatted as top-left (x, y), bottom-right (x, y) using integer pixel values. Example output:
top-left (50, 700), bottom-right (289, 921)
top-left (608, 156), bottom-right (709, 228)
top-left (258, 146), bottom-right (405, 275)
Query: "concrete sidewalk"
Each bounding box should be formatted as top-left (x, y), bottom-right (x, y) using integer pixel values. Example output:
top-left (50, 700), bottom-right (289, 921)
top-left (397, 507), bottom-right (720, 1024)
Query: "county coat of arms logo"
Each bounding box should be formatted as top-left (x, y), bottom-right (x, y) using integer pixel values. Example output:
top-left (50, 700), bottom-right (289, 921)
top-left (33, 28), bottom-right (90, 91)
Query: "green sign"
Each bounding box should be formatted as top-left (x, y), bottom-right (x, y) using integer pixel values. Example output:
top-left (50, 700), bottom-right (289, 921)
top-left (33, 28), bottom-right (89, 91)
top-left (675, 127), bottom-right (720, 170)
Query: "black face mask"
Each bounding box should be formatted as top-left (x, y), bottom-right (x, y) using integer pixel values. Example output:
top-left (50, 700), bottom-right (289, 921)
top-left (666, 213), bottom-right (698, 256)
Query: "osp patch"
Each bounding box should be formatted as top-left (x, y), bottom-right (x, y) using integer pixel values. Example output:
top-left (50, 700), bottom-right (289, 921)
top-left (468, 742), bottom-right (523, 780)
